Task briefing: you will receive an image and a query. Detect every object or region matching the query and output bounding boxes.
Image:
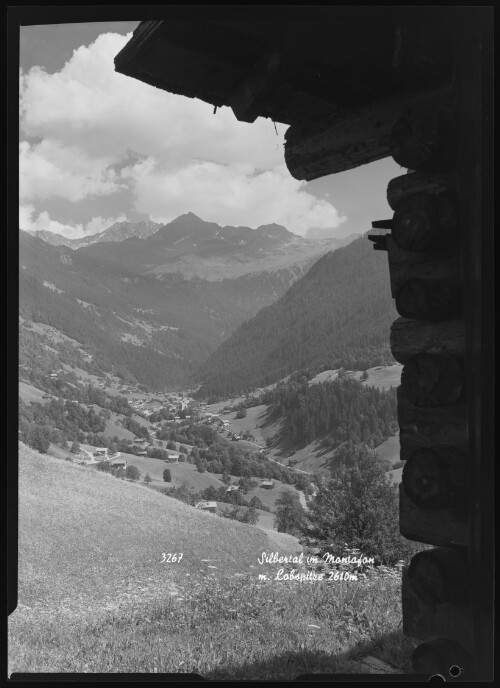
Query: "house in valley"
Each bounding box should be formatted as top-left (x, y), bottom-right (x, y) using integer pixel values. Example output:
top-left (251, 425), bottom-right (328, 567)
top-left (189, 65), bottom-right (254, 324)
top-left (195, 501), bottom-right (217, 514)
top-left (260, 481), bottom-right (274, 490)
top-left (93, 448), bottom-right (108, 458)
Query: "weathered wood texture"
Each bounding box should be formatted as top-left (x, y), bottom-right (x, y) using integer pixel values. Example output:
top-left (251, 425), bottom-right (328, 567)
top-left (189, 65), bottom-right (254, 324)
top-left (402, 446), bottom-right (467, 510)
top-left (390, 108), bottom-right (456, 170)
top-left (386, 236), bottom-right (461, 300)
top-left (387, 170), bottom-right (455, 210)
top-left (390, 317), bottom-right (464, 364)
top-left (400, 483), bottom-right (468, 547)
top-left (399, 424), bottom-right (468, 461)
top-left (395, 278), bottom-right (462, 321)
top-left (407, 547), bottom-right (470, 605)
top-left (228, 52), bottom-right (283, 123)
top-left (392, 191), bottom-right (457, 252)
top-left (397, 390), bottom-right (466, 431)
top-left (400, 352), bottom-right (463, 407)
top-left (284, 85), bottom-right (453, 180)
top-left (402, 568), bottom-right (473, 651)
top-left (411, 638), bottom-right (472, 676)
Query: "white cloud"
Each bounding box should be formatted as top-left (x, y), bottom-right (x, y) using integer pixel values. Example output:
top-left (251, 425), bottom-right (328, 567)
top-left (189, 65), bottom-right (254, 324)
top-left (20, 204), bottom-right (126, 239)
top-left (19, 140), bottom-right (123, 202)
top-left (122, 159), bottom-right (346, 235)
top-left (20, 31), bottom-right (348, 236)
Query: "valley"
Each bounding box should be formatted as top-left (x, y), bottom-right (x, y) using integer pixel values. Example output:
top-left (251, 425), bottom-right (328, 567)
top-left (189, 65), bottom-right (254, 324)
top-left (16, 214), bottom-right (410, 678)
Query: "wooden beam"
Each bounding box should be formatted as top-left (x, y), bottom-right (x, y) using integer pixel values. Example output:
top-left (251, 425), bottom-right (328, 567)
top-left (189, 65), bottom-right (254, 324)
top-left (392, 190), bottom-right (457, 252)
top-left (390, 108), bottom-right (456, 170)
top-left (227, 52), bottom-right (283, 123)
top-left (400, 352), bottom-right (463, 407)
top-left (400, 483), bottom-right (468, 547)
top-left (284, 84), bottom-right (453, 180)
top-left (395, 278), bottom-right (462, 321)
top-left (397, 390), bottom-right (466, 432)
top-left (407, 547), bottom-right (470, 605)
top-left (399, 424), bottom-right (468, 461)
top-left (386, 236), bottom-right (461, 300)
top-left (387, 169), bottom-right (455, 210)
top-left (402, 446), bottom-right (467, 511)
top-left (390, 317), bottom-right (465, 364)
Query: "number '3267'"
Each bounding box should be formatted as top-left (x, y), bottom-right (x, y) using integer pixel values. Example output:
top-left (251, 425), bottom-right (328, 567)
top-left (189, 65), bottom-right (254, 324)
top-left (161, 553), bottom-right (183, 563)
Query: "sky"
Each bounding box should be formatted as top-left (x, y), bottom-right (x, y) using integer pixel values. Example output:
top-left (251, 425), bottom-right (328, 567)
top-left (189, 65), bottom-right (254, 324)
top-left (19, 22), bottom-right (402, 240)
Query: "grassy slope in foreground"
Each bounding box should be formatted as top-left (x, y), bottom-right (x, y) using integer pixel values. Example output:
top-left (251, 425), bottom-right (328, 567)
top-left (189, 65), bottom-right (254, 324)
top-left (14, 443), bottom-right (299, 610)
top-left (10, 443), bottom-right (416, 677)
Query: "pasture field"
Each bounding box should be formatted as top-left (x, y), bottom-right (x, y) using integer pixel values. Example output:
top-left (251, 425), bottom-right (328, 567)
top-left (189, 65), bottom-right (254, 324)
top-left (375, 435), bottom-right (401, 466)
top-left (18, 381), bottom-right (49, 405)
top-left (104, 413), bottom-right (136, 440)
top-left (113, 452), bottom-right (226, 492)
top-left (109, 452), bottom-right (304, 514)
top-left (9, 443), bottom-right (415, 677)
top-left (308, 364), bottom-right (402, 391)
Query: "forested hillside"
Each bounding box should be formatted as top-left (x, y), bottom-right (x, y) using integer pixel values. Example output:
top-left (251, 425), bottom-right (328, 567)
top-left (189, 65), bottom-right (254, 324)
top-left (261, 375), bottom-right (398, 449)
top-left (195, 234), bottom-right (398, 398)
top-left (19, 232), bottom-right (318, 389)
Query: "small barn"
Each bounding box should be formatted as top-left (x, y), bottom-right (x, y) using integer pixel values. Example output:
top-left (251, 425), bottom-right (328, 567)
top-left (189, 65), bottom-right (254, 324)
top-left (260, 481), bottom-right (274, 490)
top-left (195, 501), bottom-right (217, 514)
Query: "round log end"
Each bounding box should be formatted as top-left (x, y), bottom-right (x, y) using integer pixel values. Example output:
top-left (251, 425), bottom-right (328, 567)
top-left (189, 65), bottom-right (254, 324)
top-left (402, 445), bottom-right (467, 509)
top-left (390, 108), bottom-right (456, 170)
top-left (401, 352), bottom-right (463, 406)
top-left (412, 638), bottom-right (472, 675)
top-left (408, 547), bottom-right (469, 605)
top-left (392, 191), bottom-right (456, 252)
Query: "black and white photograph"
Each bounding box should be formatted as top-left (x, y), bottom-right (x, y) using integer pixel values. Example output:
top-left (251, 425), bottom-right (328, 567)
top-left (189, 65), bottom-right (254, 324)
top-left (9, 6), bottom-right (494, 681)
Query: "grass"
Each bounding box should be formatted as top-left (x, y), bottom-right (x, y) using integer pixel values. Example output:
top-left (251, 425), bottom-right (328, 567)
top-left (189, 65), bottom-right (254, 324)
top-left (18, 381), bottom-right (49, 405)
top-left (10, 565), bottom-right (416, 677)
top-left (9, 443), bottom-right (416, 677)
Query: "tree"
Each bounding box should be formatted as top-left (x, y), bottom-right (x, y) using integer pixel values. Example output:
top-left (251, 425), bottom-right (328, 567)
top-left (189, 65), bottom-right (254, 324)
top-left (195, 457), bottom-right (207, 473)
top-left (221, 472), bottom-right (231, 485)
top-left (202, 485), bottom-right (218, 501)
top-left (144, 473), bottom-right (152, 484)
top-left (235, 406), bottom-right (247, 419)
top-left (238, 476), bottom-right (252, 494)
top-left (70, 440), bottom-right (80, 454)
top-left (274, 489), bottom-right (306, 536)
top-left (163, 468), bottom-right (172, 482)
top-left (304, 445), bottom-right (419, 566)
top-left (126, 465), bottom-right (141, 482)
top-left (244, 505), bottom-right (259, 525)
top-left (249, 495), bottom-right (263, 510)
top-left (360, 370), bottom-right (369, 382)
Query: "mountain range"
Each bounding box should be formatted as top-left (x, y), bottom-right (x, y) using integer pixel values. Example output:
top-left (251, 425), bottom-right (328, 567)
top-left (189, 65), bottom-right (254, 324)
top-left (19, 215), bottom-right (359, 390)
top-left (76, 213), bottom-right (359, 281)
top-left (25, 221), bottom-right (162, 249)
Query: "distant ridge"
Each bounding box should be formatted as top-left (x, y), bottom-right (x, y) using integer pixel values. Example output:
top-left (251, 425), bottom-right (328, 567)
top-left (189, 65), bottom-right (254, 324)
top-left (195, 233), bottom-right (397, 398)
top-left (25, 220), bottom-right (162, 249)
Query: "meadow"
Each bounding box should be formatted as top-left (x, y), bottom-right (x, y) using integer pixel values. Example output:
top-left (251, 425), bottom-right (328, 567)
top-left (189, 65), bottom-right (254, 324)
top-left (9, 443), bottom-right (416, 677)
